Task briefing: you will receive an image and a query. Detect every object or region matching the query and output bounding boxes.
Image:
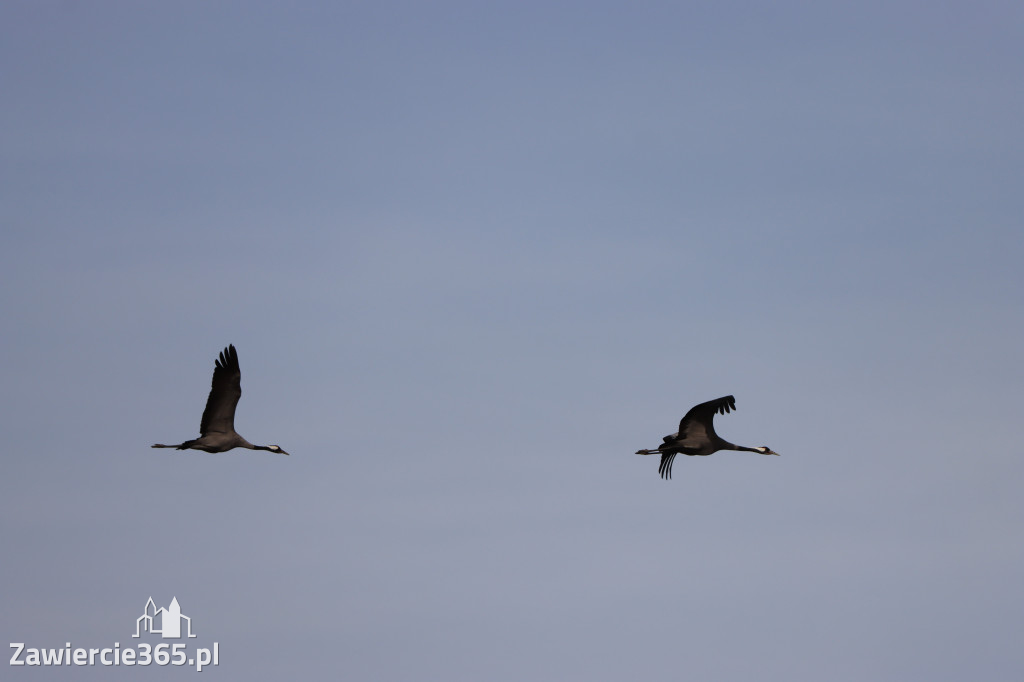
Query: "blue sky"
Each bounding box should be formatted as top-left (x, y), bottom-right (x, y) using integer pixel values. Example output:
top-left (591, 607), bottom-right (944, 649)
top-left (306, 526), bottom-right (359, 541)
top-left (2, 2), bottom-right (1022, 680)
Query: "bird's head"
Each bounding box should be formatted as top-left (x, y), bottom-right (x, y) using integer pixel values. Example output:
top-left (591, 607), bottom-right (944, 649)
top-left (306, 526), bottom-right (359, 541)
top-left (757, 446), bottom-right (779, 456)
top-left (267, 445), bottom-right (290, 456)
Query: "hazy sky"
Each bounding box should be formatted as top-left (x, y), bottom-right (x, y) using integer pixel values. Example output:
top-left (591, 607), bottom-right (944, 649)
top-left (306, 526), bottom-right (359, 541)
top-left (2, 2), bottom-right (1022, 680)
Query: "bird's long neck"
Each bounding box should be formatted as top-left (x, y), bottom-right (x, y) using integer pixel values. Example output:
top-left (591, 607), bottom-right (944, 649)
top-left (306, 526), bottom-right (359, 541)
top-left (725, 442), bottom-right (759, 453)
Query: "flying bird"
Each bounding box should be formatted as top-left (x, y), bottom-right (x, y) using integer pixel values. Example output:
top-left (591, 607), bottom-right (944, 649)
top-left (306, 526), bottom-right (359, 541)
top-left (152, 344), bottom-right (289, 455)
top-left (635, 395), bottom-right (776, 479)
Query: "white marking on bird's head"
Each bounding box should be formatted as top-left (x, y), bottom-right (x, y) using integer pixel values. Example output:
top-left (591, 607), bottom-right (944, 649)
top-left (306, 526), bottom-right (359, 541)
top-left (758, 446), bottom-right (780, 456)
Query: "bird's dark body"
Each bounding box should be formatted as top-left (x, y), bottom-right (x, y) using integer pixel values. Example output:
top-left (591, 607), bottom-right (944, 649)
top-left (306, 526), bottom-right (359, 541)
top-left (636, 395), bottom-right (777, 479)
top-left (170, 436), bottom-right (248, 453)
top-left (151, 345), bottom-right (288, 456)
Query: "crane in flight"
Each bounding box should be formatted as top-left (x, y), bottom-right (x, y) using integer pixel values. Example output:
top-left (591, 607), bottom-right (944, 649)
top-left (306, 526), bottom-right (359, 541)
top-left (152, 344), bottom-right (289, 455)
top-left (636, 395), bottom-right (776, 479)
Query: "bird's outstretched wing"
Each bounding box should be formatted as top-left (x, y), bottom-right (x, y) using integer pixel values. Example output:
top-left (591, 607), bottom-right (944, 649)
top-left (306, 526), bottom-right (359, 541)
top-left (674, 395), bottom-right (735, 449)
top-left (199, 345), bottom-right (242, 435)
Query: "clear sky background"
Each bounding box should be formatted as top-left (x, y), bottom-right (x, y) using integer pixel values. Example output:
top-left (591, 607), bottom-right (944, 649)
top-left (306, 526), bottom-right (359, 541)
top-left (2, 2), bottom-right (1022, 680)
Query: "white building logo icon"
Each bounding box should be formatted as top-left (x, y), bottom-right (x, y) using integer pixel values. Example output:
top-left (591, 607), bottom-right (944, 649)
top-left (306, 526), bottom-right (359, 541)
top-left (133, 597), bottom-right (197, 639)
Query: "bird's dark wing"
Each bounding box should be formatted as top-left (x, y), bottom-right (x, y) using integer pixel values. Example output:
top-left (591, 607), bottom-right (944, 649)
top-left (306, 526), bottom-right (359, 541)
top-left (199, 345), bottom-right (241, 435)
top-left (675, 395), bottom-right (735, 448)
